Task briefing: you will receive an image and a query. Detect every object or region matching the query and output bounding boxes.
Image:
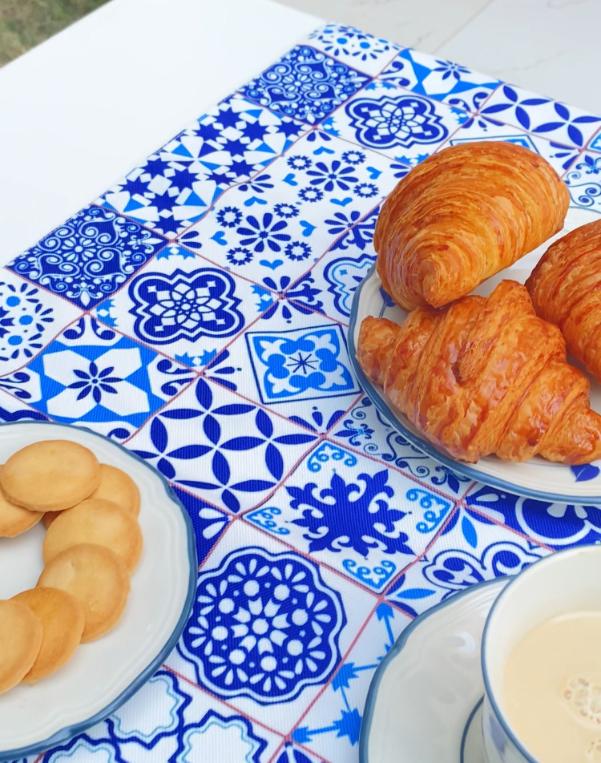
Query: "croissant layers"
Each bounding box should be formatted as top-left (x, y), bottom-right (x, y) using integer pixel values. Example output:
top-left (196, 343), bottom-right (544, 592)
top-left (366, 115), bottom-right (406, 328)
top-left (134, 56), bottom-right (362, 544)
top-left (527, 219), bottom-right (601, 383)
top-left (375, 141), bottom-right (569, 310)
top-left (357, 281), bottom-right (601, 464)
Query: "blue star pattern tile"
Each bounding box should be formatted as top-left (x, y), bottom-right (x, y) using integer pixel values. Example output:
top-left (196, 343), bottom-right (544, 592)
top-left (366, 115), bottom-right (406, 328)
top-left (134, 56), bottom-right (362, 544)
top-left (289, 205), bottom-right (379, 324)
top-left (465, 484), bottom-right (601, 550)
top-left (240, 45), bottom-right (370, 124)
top-left (307, 23), bottom-right (399, 76)
top-left (387, 506), bottom-right (548, 618)
top-left (94, 245), bottom-right (272, 368)
top-left (565, 152), bottom-right (601, 213)
top-left (291, 603), bottom-right (411, 760)
top-left (9, 206), bottom-right (165, 309)
top-left (481, 83), bottom-right (601, 148)
top-left (379, 48), bottom-right (499, 114)
top-left (207, 307), bottom-right (360, 433)
top-left (330, 397), bottom-right (470, 499)
top-left (41, 667), bottom-right (283, 761)
top-left (5, 315), bottom-right (194, 440)
top-left (168, 522), bottom-right (376, 734)
top-left (0, 271), bottom-right (81, 374)
top-left (181, 130), bottom-right (397, 285)
top-left (100, 95), bottom-right (305, 237)
top-left (245, 440), bottom-right (456, 593)
top-left (126, 377), bottom-right (317, 512)
top-left (322, 79), bottom-right (467, 164)
top-left (448, 117), bottom-right (581, 174)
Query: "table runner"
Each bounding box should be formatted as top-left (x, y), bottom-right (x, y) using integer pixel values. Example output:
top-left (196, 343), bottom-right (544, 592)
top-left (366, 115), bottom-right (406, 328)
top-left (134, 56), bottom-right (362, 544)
top-left (2, 22), bottom-right (601, 763)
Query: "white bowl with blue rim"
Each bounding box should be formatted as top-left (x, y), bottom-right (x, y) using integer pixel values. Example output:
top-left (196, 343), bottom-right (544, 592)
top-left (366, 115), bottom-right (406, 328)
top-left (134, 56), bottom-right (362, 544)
top-left (0, 421), bottom-right (196, 760)
top-left (349, 206), bottom-right (601, 504)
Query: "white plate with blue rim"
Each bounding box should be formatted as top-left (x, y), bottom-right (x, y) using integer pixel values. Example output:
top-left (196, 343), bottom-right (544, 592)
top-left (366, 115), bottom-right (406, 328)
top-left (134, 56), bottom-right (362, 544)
top-left (360, 577), bottom-right (508, 763)
top-left (348, 206), bottom-right (601, 504)
top-left (0, 421), bottom-right (197, 761)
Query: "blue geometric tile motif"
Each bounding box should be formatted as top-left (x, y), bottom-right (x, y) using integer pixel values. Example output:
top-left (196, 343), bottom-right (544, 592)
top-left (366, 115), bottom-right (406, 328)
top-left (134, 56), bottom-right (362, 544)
top-left (308, 23), bottom-right (398, 76)
top-left (246, 324), bottom-right (358, 404)
top-left (0, 388), bottom-right (47, 424)
top-left (100, 95), bottom-right (305, 237)
top-left (590, 130), bottom-right (601, 152)
top-left (178, 546), bottom-right (346, 704)
top-left (565, 152), bottom-right (601, 213)
top-left (241, 45), bottom-right (371, 124)
top-left (171, 487), bottom-right (230, 563)
top-left (10, 315), bottom-right (193, 440)
top-left (9, 206), bottom-right (165, 310)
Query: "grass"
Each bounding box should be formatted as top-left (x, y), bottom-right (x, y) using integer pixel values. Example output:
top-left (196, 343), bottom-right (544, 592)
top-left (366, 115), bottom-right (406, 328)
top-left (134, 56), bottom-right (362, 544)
top-left (0, 0), bottom-right (108, 66)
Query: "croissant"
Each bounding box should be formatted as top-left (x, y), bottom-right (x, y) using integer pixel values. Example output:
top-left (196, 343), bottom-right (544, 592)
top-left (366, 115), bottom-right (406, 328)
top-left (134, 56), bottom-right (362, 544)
top-left (527, 220), bottom-right (601, 383)
top-left (375, 141), bottom-right (569, 310)
top-left (357, 280), bottom-right (601, 464)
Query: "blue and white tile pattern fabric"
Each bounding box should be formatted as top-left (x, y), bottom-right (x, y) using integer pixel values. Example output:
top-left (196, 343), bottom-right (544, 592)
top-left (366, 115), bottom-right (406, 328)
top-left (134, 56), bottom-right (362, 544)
top-left (4, 23), bottom-right (601, 763)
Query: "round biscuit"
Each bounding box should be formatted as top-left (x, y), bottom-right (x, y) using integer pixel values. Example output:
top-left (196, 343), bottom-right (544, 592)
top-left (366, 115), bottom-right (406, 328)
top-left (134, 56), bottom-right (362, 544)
top-left (1, 440), bottom-right (100, 512)
top-left (44, 499), bottom-right (142, 572)
top-left (38, 544), bottom-right (129, 642)
top-left (13, 587), bottom-right (85, 683)
top-left (0, 599), bottom-right (43, 693)
top-left (91, 465), bottom-right (140, 517)
top-left (0, 481), bottom-right (43, 537)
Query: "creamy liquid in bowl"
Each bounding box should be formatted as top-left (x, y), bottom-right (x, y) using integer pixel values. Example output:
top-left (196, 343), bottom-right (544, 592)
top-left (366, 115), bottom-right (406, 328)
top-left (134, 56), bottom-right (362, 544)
top-left (503, 612), bottom-right (601, 762)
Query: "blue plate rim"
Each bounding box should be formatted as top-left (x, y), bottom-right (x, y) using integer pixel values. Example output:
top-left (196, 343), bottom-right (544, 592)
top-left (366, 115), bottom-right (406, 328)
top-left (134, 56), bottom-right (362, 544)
top-left (358, 577), bottom-right (507, 763)
top-left (0, 420), bottom-right (198, 761)
top-left (348, 265), bottom-right (601, 505)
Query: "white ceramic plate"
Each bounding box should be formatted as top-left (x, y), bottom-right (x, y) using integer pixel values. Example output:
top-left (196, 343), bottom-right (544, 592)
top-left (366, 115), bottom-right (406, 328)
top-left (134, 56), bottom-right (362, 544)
top-left (349, 206), bottom-right (601, 503)
top-left (360, 578), bottom-right (507, 763)
top-left (0, 422), bottom-right (196, 760)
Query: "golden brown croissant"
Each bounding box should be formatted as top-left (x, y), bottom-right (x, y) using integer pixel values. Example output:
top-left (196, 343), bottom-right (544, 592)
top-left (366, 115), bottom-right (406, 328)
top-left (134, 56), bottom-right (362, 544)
top-left (527, 220), bottom-right (601, 383)
top-left (375, 141), bottom-right (569, 310)
top-left (357, 280), bottom-right (601, 464)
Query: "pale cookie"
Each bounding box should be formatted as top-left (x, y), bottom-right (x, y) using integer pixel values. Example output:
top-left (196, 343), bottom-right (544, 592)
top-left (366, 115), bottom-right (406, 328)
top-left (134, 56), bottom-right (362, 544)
top-left (0, 482), bottom-right (43, 537)
top-left (38, 544), bottom-right (129, 642)
top-left (1, 440), bottom-right (100, 512)
top-left (0, 599), bottom-right (43, 693)
top-left (43, 466), bottom-right (140, 528)
top-left (13, 587), bottom-right (85, 683)
top-left (44, 499), bottom-right (142, 572)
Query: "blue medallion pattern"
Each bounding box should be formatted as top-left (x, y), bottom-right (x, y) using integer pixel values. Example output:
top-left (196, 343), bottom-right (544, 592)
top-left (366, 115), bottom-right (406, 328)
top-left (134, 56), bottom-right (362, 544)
top-left (5, 22), bottom-right (601, 763)
top-left (9, 206), bottom-right (165, 309)
top-left (345, 93), bottom-right (449, 149)
top-left (241, 45), bottom-right (370, 124)
top-left (246, 324), bottom-right (358, 404)
top-left (178, 546), bottom-right (346, 704)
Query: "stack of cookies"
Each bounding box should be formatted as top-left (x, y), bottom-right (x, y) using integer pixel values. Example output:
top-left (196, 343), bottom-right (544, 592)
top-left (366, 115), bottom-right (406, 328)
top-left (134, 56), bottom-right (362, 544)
top-left (0, 439), bottom-right (142, 694)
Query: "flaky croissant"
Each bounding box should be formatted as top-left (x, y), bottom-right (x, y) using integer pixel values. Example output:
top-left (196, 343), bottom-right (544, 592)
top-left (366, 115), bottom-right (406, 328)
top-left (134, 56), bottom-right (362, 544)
top-left (375, 141), bottom-right (569, 310)
top-left (527, 220), bottom-right (601, 383)
top-left (357, 280), bottom-right (601, 464)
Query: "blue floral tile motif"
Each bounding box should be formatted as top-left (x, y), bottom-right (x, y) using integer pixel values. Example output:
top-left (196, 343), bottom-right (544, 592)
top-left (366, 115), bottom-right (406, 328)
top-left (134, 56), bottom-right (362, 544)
top-left (0, 388), bottom-right (47, 423)
top-left (9, 315), bottom-right (194, 440)
top-left (0, 271), bottom-right (81, 374)
top-left (126, 377), bottom-right (316, 512)
top-left (331, 397), bottom-right (469, 498)
top-left (276, 743), bottom-right (325, 763)
top-left (290, 205), bottom-right (379, 322)
top-left (387, 506), bottom-right (548, 618)
top-left (94, 246), bottom-right (271, 368)
top-left (323, 80), bottom-right (467, 164)
top-left (246, 440), bottom-right (455, 592)
top-left (565, 152), bottom-right (601, 213)
top-left (171, 487), bottom-right (230, 563)
top-left (240, 45), bottom-right (370, 125)
top-left (246, 323), bottom-right (358, 404)
top-left (307, 23), bottom-right (399, 76)
top-left (178, 545), bottom-right (346, 705)
top-left (448, 118), bottom-right (581, 173)
top-left (182, 130), bottom-right (396, 284)
top-left (292, 603), bottom-right (410, 760)
top-left (379, 48), bottom-right (499, 114)
top-left (100, 95), bottom-right (305, 237)
top-left (41, 668), bottom-right (279, 762)
top-left (465, 484), bottom-right (601, 550)
top-left (481, 84), bottom-right (601, 148)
